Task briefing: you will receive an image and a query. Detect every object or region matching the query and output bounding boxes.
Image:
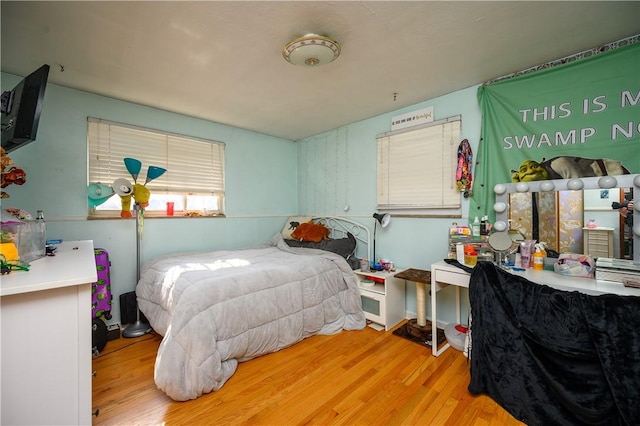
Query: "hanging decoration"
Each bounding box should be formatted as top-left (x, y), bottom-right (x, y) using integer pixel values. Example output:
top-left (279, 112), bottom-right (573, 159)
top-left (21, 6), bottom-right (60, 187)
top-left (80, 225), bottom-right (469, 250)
top-left (1, 147), bottom-right (27, 198)
top-left (455, 139), bottom-right (473, 198)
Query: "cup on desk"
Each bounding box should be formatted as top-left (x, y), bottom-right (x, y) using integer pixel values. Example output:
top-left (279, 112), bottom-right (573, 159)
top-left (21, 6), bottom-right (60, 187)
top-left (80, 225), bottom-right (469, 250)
top-left (463, 246), bottom-right (478, 267)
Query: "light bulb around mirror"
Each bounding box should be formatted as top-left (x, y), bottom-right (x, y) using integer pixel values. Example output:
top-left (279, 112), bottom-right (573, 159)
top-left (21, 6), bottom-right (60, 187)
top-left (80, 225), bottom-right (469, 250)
top-left (515, 182), bottom-right (529, 192)
top-left (493, 202), bottom-right (507, 213)
top-left (598, 176), bottom-right (617, 189)
top-left (634, 174), bottom-right (640, 187)
top-left (493, 220), bottom-right (507, 232)
top-left (634, 223), bottom-right (640, 237)
top-left (567, 179), bottom-right (584, 191)
top-left (540, 181), bottom-right (555, 192)
top-left (494, 183), bottom-right (507, 195)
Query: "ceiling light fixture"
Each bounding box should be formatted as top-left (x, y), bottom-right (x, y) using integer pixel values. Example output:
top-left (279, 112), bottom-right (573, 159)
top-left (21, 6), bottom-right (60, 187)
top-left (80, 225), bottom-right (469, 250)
top-left (282, 34), bottom-right (341, 67)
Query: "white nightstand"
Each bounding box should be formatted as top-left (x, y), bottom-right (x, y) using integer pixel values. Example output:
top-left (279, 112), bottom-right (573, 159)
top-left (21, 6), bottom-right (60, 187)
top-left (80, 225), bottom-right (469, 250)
top-left (354, 269), bottom-right (405, 331)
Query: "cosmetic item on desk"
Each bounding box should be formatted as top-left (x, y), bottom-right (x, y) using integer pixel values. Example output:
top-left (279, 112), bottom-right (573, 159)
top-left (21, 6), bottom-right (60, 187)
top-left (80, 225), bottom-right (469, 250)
top-left (448, 222), bottom-right (471, 259)
top-left (533, 244), bottom-right (546, 271)
top-left (520, 240), bottom-right (536, 268)
top-left (471, 217), bottom-right (481, 240)
top-left (456, 243), bottom-right (465, 264)
top-left (480, 215), bottom-right (489, 236)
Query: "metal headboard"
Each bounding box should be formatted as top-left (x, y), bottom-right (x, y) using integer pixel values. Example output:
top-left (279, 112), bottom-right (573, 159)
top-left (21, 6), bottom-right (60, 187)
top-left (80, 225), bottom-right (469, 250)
top-left (312, 216), bottom-right (371, 261)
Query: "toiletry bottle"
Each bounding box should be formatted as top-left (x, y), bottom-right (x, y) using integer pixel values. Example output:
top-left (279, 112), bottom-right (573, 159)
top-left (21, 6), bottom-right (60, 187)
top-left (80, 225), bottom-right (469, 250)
top-left (472, 217), bottom-right (480, 240)
top-left (456, 243), bottom-right (465, 264)
top-left (36, 210), bottom-right (46, 253)
top-left (533, 244), bottom-right (546, 271)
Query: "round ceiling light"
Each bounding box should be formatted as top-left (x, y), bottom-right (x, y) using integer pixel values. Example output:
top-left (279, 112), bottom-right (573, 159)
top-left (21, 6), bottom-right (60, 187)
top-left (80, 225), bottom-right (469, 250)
top-left (282, 34), bottom-right (341, 67)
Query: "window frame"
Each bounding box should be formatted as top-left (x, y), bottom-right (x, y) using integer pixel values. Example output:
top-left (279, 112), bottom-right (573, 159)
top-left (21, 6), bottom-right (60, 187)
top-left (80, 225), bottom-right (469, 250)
top-left (376, 115), bottom-right (462, 217)
top-left (87, 117), bottom-right (225, 218)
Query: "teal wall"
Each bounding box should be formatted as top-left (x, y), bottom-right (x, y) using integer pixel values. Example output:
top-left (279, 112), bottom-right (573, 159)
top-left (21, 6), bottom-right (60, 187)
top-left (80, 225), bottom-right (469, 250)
top-left (297, 86), bottom-right (482, 325)
top-left (2, 71), bottom-right (478, 327)
top-left (1, 73), bottom-right (298, 324)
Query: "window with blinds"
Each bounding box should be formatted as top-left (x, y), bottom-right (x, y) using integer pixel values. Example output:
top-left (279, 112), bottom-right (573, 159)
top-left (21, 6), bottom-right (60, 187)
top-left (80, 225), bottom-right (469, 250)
top-left (377, 116), bottom-right (461, 214)
top-left (87, 118), bottom-right (225, 217)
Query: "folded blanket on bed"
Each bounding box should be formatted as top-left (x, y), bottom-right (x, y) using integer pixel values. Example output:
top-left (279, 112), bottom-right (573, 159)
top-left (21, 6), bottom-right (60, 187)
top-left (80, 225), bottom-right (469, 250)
top-left (468, 262), bottom-right (640, 425)
top-left (137, 233), bottom-right (366, 401)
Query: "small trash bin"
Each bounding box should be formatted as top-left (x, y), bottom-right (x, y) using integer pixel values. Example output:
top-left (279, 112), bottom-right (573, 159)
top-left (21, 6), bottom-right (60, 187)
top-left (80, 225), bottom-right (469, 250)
top-left (444, 323), bottom-right (467, 352)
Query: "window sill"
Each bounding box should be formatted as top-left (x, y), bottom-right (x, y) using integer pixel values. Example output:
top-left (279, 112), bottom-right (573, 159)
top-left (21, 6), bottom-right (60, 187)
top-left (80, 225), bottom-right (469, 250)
top-left (87, 214), bottom-right (226, 220)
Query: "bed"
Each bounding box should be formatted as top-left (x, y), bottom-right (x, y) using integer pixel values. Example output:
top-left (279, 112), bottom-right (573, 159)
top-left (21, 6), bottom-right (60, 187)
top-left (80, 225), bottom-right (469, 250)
top-left (136, 216), bottom-right (369, 401)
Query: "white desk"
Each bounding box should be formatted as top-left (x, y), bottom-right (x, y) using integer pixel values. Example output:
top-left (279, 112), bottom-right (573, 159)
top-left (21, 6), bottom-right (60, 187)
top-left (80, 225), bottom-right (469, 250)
top-left (1, 240), bottom-right (97, 425)
top-left (430, 260), bottom-right (640, 357)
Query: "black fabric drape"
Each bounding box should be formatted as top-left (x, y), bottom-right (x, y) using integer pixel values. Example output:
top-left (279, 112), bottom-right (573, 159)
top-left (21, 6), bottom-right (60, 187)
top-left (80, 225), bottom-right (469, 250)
top-left (468, 262), bottom-right (640, 425)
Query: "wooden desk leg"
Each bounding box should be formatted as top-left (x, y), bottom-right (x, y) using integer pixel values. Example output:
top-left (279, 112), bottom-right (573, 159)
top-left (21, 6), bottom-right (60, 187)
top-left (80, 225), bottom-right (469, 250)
top-left (416, 281), bottom-right (427, 327)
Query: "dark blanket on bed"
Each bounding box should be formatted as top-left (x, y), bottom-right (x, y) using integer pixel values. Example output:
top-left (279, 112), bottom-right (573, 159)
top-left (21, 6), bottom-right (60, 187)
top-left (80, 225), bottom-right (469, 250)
top-left (468, 262), bottom-right (640, 426)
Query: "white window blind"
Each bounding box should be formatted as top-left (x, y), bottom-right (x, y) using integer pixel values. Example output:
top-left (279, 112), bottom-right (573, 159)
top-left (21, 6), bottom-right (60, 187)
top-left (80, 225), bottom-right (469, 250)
top-left (377, 116), bottom-right (461, 211)
top-left (88, 117), bottom-right (225, 210)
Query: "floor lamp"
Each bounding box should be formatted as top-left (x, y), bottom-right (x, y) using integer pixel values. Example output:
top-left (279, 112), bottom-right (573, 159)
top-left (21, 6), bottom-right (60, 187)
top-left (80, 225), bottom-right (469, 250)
top-left (121, 158), bottom-right (166, 338)
top-left (372, 213), bottom-right (391, 269)
top-left (122, 204), bottom-right (152, 338)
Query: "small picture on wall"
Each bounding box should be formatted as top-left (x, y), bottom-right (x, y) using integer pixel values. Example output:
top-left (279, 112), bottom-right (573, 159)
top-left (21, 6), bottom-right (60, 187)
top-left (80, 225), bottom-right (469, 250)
top-left (600, 190), bottom-right (609, 199)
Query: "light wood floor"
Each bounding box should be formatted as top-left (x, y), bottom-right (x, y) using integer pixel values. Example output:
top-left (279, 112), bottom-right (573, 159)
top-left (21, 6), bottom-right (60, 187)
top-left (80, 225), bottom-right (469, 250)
top-left (92, 321), bottom-right (524, 425)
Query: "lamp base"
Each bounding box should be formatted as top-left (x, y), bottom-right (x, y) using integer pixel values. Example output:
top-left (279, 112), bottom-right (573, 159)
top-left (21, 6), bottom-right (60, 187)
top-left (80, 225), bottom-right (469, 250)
top-left (122, 320), bottom-right (152, 338)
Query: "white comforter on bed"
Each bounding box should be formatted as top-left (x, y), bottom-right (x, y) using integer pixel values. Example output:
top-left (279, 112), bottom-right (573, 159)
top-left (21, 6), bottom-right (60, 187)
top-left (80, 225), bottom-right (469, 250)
top-left (136, 234), bottom-right (366, 401)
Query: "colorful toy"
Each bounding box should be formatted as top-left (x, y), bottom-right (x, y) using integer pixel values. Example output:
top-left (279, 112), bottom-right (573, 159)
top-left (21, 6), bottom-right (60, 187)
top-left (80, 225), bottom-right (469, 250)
top-left (87, 183), bottom-right (115, 209)
top-left (113, 158), bottom-right (166, 218)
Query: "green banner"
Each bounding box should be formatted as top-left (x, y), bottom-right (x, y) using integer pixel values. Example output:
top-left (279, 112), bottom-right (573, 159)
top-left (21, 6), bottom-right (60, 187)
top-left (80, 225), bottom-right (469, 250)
top-left (471, 42), bottom-right (640, 221)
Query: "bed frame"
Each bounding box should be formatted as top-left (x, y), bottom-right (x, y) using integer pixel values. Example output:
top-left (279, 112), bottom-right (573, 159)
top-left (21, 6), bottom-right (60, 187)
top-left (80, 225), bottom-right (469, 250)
top-left (312, 216), bottom-right (371, 262)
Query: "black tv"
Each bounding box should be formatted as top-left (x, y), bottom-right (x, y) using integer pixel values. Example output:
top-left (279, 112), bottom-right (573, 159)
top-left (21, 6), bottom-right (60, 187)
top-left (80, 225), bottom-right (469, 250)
top-left (1, 64), bottom-right (50, 152)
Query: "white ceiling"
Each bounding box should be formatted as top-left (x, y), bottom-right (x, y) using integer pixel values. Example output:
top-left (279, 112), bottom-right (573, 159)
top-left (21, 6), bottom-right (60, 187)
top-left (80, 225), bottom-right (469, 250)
top-left (2, 1), bottom-right (639, 141)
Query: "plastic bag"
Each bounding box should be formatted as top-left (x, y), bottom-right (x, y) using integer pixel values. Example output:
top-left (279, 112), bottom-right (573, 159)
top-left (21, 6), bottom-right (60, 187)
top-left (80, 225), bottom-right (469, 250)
top-left (553, 253), bottom-right (594, 278)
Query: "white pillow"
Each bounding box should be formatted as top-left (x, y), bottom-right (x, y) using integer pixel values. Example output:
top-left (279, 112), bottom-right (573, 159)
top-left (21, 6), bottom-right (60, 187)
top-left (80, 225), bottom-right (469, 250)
top-left (282, 216), bottom-right (312, 239)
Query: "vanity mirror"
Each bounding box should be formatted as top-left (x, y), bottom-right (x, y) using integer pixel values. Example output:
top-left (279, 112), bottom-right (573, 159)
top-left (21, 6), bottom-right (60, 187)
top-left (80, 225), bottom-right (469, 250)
top-left (493, 174), bottom-right (639, 262)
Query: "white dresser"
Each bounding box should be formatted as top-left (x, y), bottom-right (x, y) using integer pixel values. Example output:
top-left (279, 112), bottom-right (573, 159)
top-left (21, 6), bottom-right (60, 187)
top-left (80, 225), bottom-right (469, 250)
top-left (1, 240), bottom-right (97, 426)
top-left (583, 227), bottom-right (615, 258)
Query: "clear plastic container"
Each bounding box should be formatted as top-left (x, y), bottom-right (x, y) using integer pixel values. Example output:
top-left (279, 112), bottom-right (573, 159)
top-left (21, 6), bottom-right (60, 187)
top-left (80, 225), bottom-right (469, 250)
top-left (0, 220), bottom-right (46, 263)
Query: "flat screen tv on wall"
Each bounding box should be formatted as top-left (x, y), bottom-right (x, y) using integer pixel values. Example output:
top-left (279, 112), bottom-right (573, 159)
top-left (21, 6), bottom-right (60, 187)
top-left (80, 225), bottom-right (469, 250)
top-left (1, 64), bottom-right (50, 153)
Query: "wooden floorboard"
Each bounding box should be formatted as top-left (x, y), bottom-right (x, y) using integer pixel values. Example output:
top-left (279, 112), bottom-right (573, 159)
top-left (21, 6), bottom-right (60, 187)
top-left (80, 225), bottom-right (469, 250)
top-left (92, 321), bottom-right (524, 425)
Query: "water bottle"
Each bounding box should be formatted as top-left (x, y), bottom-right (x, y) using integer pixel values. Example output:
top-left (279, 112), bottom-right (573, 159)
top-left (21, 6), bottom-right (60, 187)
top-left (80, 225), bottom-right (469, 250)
top-left (35, 210), bottom-right (47, 257)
